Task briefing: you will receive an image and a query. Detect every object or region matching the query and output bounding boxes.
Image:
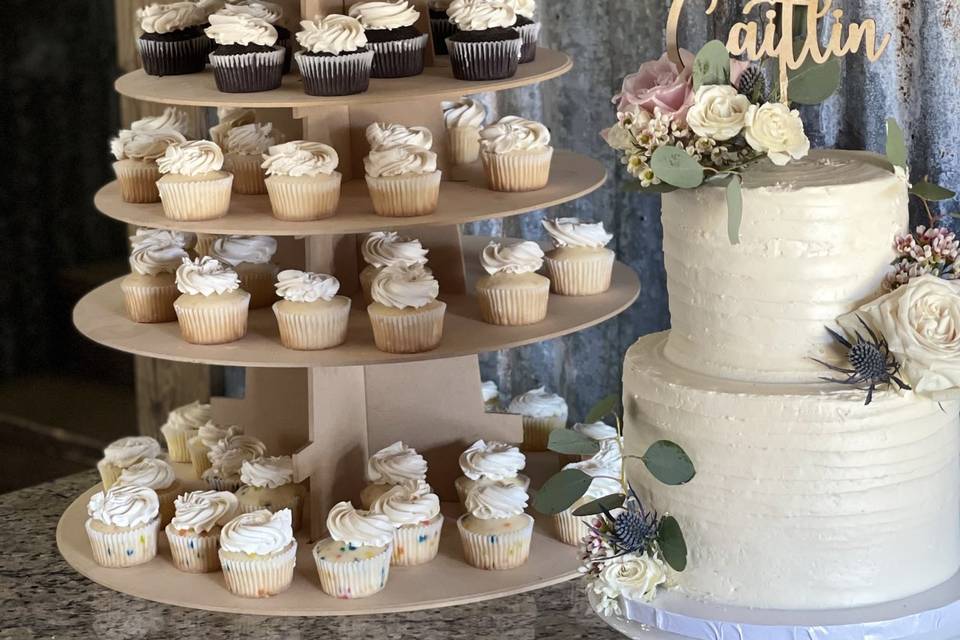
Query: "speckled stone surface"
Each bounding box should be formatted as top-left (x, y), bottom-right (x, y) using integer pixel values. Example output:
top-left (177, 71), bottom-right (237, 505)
top-left (1, 471), bottom-right (626, 640)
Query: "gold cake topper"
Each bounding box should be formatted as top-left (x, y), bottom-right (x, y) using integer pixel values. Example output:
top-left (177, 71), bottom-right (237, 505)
top-left (666, 0), bottom-right (891, 103)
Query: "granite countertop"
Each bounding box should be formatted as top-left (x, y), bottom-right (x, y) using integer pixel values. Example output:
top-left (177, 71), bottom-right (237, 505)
top-left (1, 470), bottom-right (627, 640)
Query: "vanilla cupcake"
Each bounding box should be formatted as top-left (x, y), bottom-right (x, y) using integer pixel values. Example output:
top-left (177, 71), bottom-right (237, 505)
top-left (313, 502), bottom-right (394, 599)
top-left (121, 229), bottom-right (192, 323)
top-left (365, 145), bottom-right (442, 217)
top-left (480, 116), bottom-right (553, 192)
top-left (368, 265), bottom-right (446, 354)
top-left (572, 421), bottom-right (621, 460)
top-left (481, 380), bottom-right (500, 412)
top-left (359, 231), bottom-right (430, 304)
top-left (209, 108), bottom-right (256, 148)
top-left (136, 2), bottom-right (209, 76)
top-left (111, 112), bottom-right (188, 203)
top-left (262, 141), bottom-right (342, 221)
top-left (511, 0), bottom-right (540, 63)
top-left (455, 439), bottom-right (529, 507)
top-left (166, 490), bottom-right (239, 573)
top-left (366, 122), bottom-right (434, 151)
top-left (542, 218), bottom-right (615, 296)
top-left (348, 0), bottom-right (428, 79)
top-left (273, 270), bottom-right (351, 350)
top-left (553, 446), bottom-right (622, 546)
top-left (508, 387), bottom-right (568, 451)
top-left (116, 457), bottom-right (182, 526)
top-left (187, 421), bottom-right (243, 477)
top-left (371, 482), bottom-right (443, 566)
top-left (217, 0), bottom-right (293, 74)
top-left (475, 240), bottom-right (549, 326)
top-left (446, 0), bottom-right (521, 81)
top-left (442, 98), bottom-right (487, 165)
top-left (360, 441), bottom-right (428, 508)
top-left (160, 400), bottom-right (211, 462)
top-left (205, 12), bottom-right (284, 93)
top-left (203, 433), bottom-right (268, 491)
top-left (458, 482), bottom-right (533, 570)
top-left (97, 436), bottom-right (163, 489)
top-left (157, 140), bottom-right (233, 220)
top-left (210, 235), bottom-right (278, 309)
top-left (219, 509), bottom-right (297, 598)
top-left (236, 456), bottom-right (304, 530)
top-left (295, 14), bottom-right (373, 96)
top-left (223, 122), bottom-right (276, 194)
top-left (85, 485), bottom-right (161, 568)
top-left (173, 257), bottom-right (250, 345)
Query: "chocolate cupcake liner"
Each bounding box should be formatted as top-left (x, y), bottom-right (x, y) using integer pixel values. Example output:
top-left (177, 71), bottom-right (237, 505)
top-left (157, 173), bottom-right (234, 221)
top-left (430, 19), bottom-right (458, 55)
top-left (113, 160), bottom-right (161, 203)
top-left (278, 35), bottom-right (293, 74)
top-left (481, 147), bottom-right (553, 192)
top-left (447, 38), bottom-right (521, 81)
top-left (368, 301), bottom-right (446, 354)
top-left (166, 525), bottom-right (221, 573)
top-left (265, 173), bottom-right (342, 220)
top-left (85, 517), bottom-right (160, 568)
top-left (174, 292), bottom-right (251, 345)
top-left (138, 35), bottom-right (208, 76)
top-left (368, 34), bottom-right (429, 78)
top-left (552, 505), bottom-right (590, 546)
top-left (220, 541), bottom-right (298, 598)
top-left (518, 22), bottom-right (541, 63)
top-left (273, 299), bottom-right (351, 351)
top-left (476, 276), bottom-right (550, 327)
top-left (121, 276), bottom-right (180, 324)
top-left (521, 414), bottom-right (566, 451)
top-left (235, 264), bottom-right (279, 310)
top-left (160, 424), bottom-right (194, 463)
top-left (457, 514), bottom-right (534, 570)
top-left (391, 513), bottom-right (444, 566)
top-left (447, 126), bottom-right (482, 165)
top-left (224, 153), bottom-right (267, 195)
top-left (209, 47), bottom-right (285, 93)
top-left (544, 250), bottom-right (616, 296)
top-left (295, 50), bottom-right (374, 97)
top-left (366, 171), bottom-right (442, 217)
top-left (314, 543), bottom-right (392, 599)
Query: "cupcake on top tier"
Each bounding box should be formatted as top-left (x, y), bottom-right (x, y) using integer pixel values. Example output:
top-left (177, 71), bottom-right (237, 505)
top-left (136, 2), bottom-right (208, 76)
top-left (360, 441), bottom-right (428, 508)
top-left (210, 235), bottom-right (278, 309)
top-left (313, 502), bottom-right (395, 599)
top-left (446, 0), bottom-right (521, 81)
top-left (217, 1), bottom-right (293, 73)
top-left (97, 436), bottom-right (163, 490)
top-left (166, 489), bottom-right (238, 573)
top-left (365, 145), bottom-right (442, 217)
top-left (455, 439), bottom-right (529, 506)
top-left (237, 455), bottom-right (304, 530)
top-left (442, 98), bottom-right (487, 166)
top-left (481, 380), bottom-right (500, 412)
top-left (160, 400), bottom-right (210, 462)
top-left (542, 218), bottom-right (616, 296)
top-left (371, 481), bottom-right (443, 566)
top-left (205, 12), bottom-right (283, 93)
top-left (359, 231), bottom-right (430, 303)
top-left (157, 140), bottom-right (233, 221)
top-left (480, 116), bottom-right (553, 192)
top-left (116, 457), bottom-right (182, 526)
top-left (174, 256), bottom-right (250, 345)
top-left (262, 141), bottom-right (342, 221)
top-left (509, 0), bottom-right (539, 63)
top-left (85, 485), bottom-right (161, 568)
top-left (219, 508), bottom-right (297, 598)
top-left (368, 265), bottom-right (446, 353)
top-left (428, 0), bottom-right (457, 54)
top-left (223, 122), bottom-right (277, 195)
top-left (209, 107), bottom-right (256, 148)
top-left (295, 14), bottom-right (373, 97)
top-left (475, 239), bottom-right (549, 326)
top-left (553, 445), bottom-right (622, 546)
top-left (111, 118), bottom-right (187, 204)
top-left (187, 421), bottom-right (243, 477)
top-left (122, 229), bottom-right (192, 324)
top-left (508, 386), bottom-right (568, 451)
top-left (203, 433), bottom-right (268, 491)
top-left (273, 270), bottom-right (351, 351)
top-left (458, 481), bottom-right (533, 570)
top-left (349, 1), bottom-right (428, 78)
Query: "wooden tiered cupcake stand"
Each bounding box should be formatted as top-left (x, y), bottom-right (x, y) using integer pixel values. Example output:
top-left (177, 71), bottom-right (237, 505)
top-left (57, 0), bottom-right (640, 616)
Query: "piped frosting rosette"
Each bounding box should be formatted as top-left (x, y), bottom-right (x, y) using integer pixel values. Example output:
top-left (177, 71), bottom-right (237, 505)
top-left (262, 141), bottom-right (342, 220)
top-left (372, 482), bottom-right (443, 565)
top-left (97, 436), bottom-right (163, 489)
top-left (359, 231), bottom-right (430, 302)
top-left (187, 421), bottom-right (243, 477)
top-left (480, 116), bottom-right (553, 191)
top-left (272, 270), bottom-right (350, 351)
top-left (110, 113), bottom-right (188, 203)
top-left (541, 217), bottom-right (616, 296)
top-left (368, 265), bottom-right (446, 354)
top-left (202, 433), bottom-right (267, 491)
top-left (476, 240), bottom-right (550, 328)
top-left (457, 481), bottom-right (534, 570)
top-left (156, 141), bottom-right (233, 221)
top-left (116, 457), bottom-right (180, 524)
top-left (85, 485), bottom-right (162, 568)
top-left (295, 14), bottom-right (374, 96)
top-left (166, 490), bottom-right (239, 573)
top-left (173, 257), bottom-right (250, 345)
top-left (366, 122), bottom-right (434, 151)
top-left (455, 439), bottom-right (530, 505)
top-left (218, 509), bottom-right (297, 598)
top-left (313, 501), bottom-right (396, 598)
top-left (364, 144), bottom-right (441, 217)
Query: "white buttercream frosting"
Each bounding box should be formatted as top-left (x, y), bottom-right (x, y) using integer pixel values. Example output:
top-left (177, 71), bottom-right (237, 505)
top-left (218, 0), bottom-right (283, 24)
top-left (210, 235), bottom-right (277, 266)
top-left (197, 421), bottom-right (242, 449)
top-left (371, 482), bottom-right (440, 527)
top-left (366, 441), bottom-right (428, 485)
top-left (116, 457), bottom-right (177, 490)
top-left (170, 490), bottom-right (239, 533)
top-left (481, 380), bottom-right (499, 403)
top-left (261, 141), bottom-right (339, 177)
top-left (508, 386), bottom-right (567, 418)
top-left (326, 501), bottom-right (395, 547)
top-left (88, 485), bottom-right (160, 528)
top-left (131, 108), bottom-right (190, 136)
top-left (240, 456), bottom-right (294, 488)
top-left (348, 1), bottom-right (420, 30)
top-left (564, 451), bottom-right (622, 500)
top-left (208, 434), bottom-right (268, 476)
top-left (220, 508), bottom-right (294, 555)
top-left (480, 240), bottom-right (544, 275)
top-left (441, 98), bottom-right (487, 130)
top-left (111, 128), bottom-right (186, 162)
top-left (572, 421), bottom-right (619, 441)
top-left (542, 218), bottom-right (613, 249)
top-left (296, 14), bottom-right (368, 55)
top-left (210, 108), bottom-right (256, 148)
top-left (364, 145), bottom-right (438, 177)
top-left (175, 257), bottom-right (241, 296)
top-left (162, 400), bottom-right (211, 433)
top-left (366, 123), bottom-right (433, 151)
top-left (137, 2), bottom-right (204, 34)
top-left (102, 436), bottom-right (162, 468)
top-left (459, 439), bottom-right (525, 481)
top-left (157, 140), bottom-right (224, 176)
top-left (224, 122), bottom-right (276, 156)
top-left (275, 270), bottom-right (340, 303)
top-left (509, 0), bottom-right (536, 18)
top-left (205, 12), bottom-right (278, 46)
top-left (480, 116), bottom-right (551, 154)
top-left (447, 0), bottom-right (517, 30)
top-left (465, 481), bottom-right (528, 519)
top-left (129, 229), bottom-right (191, 276)
top-left (361, 232), bottom-right (429, 269)
top-left (370, 265), bottom-right (439, 309)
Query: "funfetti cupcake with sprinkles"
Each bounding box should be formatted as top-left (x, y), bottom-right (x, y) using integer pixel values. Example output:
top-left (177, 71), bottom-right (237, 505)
top-left (313, 501), bottom-right (395, 599)
top-left (371, 481), bottom-right (443, 566)
top-left (458, 481), bottom-right (533, 570)
top-left (85, 484), bottom-right (161, 568)
top-left (165, 489), bottom-right (239, 573)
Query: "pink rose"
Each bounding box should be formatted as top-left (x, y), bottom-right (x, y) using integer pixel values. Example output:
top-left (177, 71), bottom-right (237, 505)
top-left (614, 50), bottom-right (695, 123)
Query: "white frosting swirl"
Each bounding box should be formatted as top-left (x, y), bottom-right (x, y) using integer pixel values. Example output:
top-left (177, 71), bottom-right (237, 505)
top-left (480, 240), bottom-right (544, 275)
top-left (564, 454), bottom-right (622, 499)
top-left (459, 439), bottom-right (525, 481)
top-left (210, 108), bottom-right (256, 148)
top-left (176, 257), bottom-right (241, 296)
top-left (197, 0), bottom-right (225, 18)
top-left (370, 265), bottom-right (439, 309)
top-left (441, 98), bottom-right (487, 129)
top-left (261, 141), bottom-right (339, 177)
top-left (371, 482), bottom-right (440, 527)
top-left (224, 122), bottom-right (276, 156)
top-left (509, 0), bottom-right (536, 18)
top-left (481, 380), bottom-right (499, 403)
top-left (88, 485), bottom-right (160, 528)
top-left (197, 421), bottom-right (242, 449)
top-left (590, 437), bottom-right (624, 470)
top-left (116, 457), bottom-right (177, 490)
top-left (217, 0), bottom-right (283, 24)
top-left (465, 481), bottom-right (528, 519)
top-left (162, 400), bottom-right (211, 433)
top-left (447, 0), bottom-right (517, 30)
top-left (361, 232), bottom-right (429, 269)
top-left (170, 490), bottom-right (239, 533)
top-left (508, 386), bottom-right (567, 418)
top-left (366, 123), bottom-right (433, 151)
top-left (210, 235), bottom-right (277, 266)
top-left (111, 129), bottom-right (186, 162)
top-left (137, 2), bottom-right (204, 34)
top-left (102, 436), bottom-right (162, 468)
top-left (542, 217), bottom-right (613, 249)
top-left (131, 108), bottom-right (190, 135)
top-left (348, 1), bottom-right (420, 30)
top-left (296, 14), bottom-right (368, 55)
top-left (208, 434), bottom-right (268, 476)
top-left (204, 13), bottom-right (278, 47)
top-left (480, 116), bottom-right (551, 154)
top-left (275, 270), bottom-right (340, 303)
top-left (157, 140), bottom-right (224, 176)
top-left (572, 421), bottom-right (619, 441)
top-left (364, 145), bottom-right (438, 178)
top-left (366, 441), bottom-right (428, 484)
top-left (326, 501), bottom-right (395, 547)
top-left (240, 456), bottom-right (294, 488)
top-left (220, 508), bottom-right (294, 555)
top-left (129, 230), bottom-right (191, 276)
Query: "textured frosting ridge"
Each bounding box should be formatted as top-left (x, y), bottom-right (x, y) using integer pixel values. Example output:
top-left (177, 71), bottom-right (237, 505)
top-left (262, 141), bottom-right (339, 177)
top-left (349, 1), bottom-right (419, 30)
top-left (210, 108), bottom-right (256, 148)
top-left (117, 458), bottom-right (177, 490)
top-left (211, 235), bottom-right (277, 266)
top-left (296, 14), bottom-right (367, 54)
top-left (129, 230), bottom-right (191, 276)
top-left (371, 265), bottom-right (439, 309)
top-left (372, 482), bottom-right (441, 526)
top-left (465, 481), bottom-right (528, 519)
top-left (542, 218), bottom-right (613, 249)
top-left (366, 123), bottom-right (434, 150)
top-left (275, 270), bottom-right (340, 303)
top-left (480, 116), bottom-right (551, 154)
top-left (175, 257), bottom-right (241, 296)
top-left (220, 508), bottom-right (294, 555)
top-left (366, 441), bottom-right (428, 484)
top-left (171, 490), bottom-right (239, 533)
top-left (88, 485), bottom-right (160, 528)
top-left (572, 421), bottom-right (619, 441)
top-left (480, 240), bottom-right (544, 275)
top-left (442, 98), bottom-right (487, 129)
top-left (362, 232), bottom-right (429, 268)
top-left (459, 439), bottom-right (525, 481)
top-left (205, 13), bottom-right (278, 46)
top-left (207, 434), bottom-right (268, 476)
top-left (137, 2), bottom-right (204, 34)
top-left (224, 122), bottom-right (276, 156)
top-left (447, 0), bottom-right (517, 30)
top-left (241, 456), bottom-right (294, 488)
top-left (157, 140), bottom-right (224, 176)
top-left (102, 436), bottom-right (162, 467)
top-left (162, 400), bottom-right (211, 433)
top-left (197, 421), bottom-right (242, 449)
top-left (326, 501), bottom-right (395, 547)
top-left (218, 0), bottom-right (283, 24)
top-left (507, 386), bottom-right (567, 418)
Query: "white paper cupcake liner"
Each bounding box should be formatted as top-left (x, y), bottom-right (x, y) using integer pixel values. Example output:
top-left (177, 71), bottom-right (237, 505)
top-left (368, 301), bottom-right (446, 354)
top-left (265, 173), bottom-right (342, 221)
top-left (209, 47), bottom-right (285, 93)
top-left (481, 147), bottom-right (553, 192)
top-left (368, 33), bottom-right (428, 78)
top-left (552, 507), bottom-right (590, 546)
top-left (447, 37), bottom-right (521, 81)
top-left (166, 524), bottom-right (221, 573)
top-left (518, 22), bottom-right (541, 63)
top-left (314, 543), bottom-right (392, 599)
top-left (391, 514), bottom-right (444, 566)
top-left (224, 153), bottom-right (267, 195)
top-left (121, 278), bottom-right (179, 324)
top-left (447, 126), bottom-right (482, 165)
top-left (113, 160), bottom-right (161, 203)
top-left (544, 251), bottom-right (616, 296)
top-left (273, 300), bottom-right (351, 351)
top-left (174, 292), bottom-right (250, 345)
top-left (157, 174), bottom-right (234, 221)
top-left (295, 49), bottom-right (374, 96)
top-left (85, 517), bottom-right (160, 568)
top-left (457, 514), bottom-right (534, 570)
top-left (187, 438), bottom-right (212, 477)
top-left (522, 414), bottom-right (568, 451)
top-left (220, 541), bottom-right (297, 598)
top-left (476, 279), bottom-right (550, 326)
top-left (160, 426), bottom-right (193, 463)
top-left (366, 171), bottom-right (442, 217)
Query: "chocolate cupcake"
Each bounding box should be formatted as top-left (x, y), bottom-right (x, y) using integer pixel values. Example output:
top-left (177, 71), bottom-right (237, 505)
top-left (136, 2), bottom-right (209, 76)
top-left (205, 13), bottom-right (284, 93)
top-left (349, 1), bottom-right (429, 78)
top-left (511, 0), bottom-right (540, 63)
top-left (217, 1), bottom-right (294, 74)
top-left (446, 0), bottom-right (521, 81)
top-left (428, 0), bottom-right (458, 55)
top-left (294, 14), bottom-right (374, 96)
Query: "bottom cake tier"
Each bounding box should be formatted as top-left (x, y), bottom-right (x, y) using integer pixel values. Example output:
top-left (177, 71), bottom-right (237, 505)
top-left (623, 332), bottom-right (960, 611)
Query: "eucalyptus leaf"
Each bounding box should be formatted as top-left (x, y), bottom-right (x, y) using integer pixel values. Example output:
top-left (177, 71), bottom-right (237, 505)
top-left (656, 516), bottom-right (688, 572)
top-left (642, 441), bottom-right (696, 486)
top-left (622, 181), bottom-right (679, 195)
top-left (785, 48), bottom-right (841, 105)
top-left (726, 174), bottom-right (743, 246)
top-left (548, 429), bottom-right (602, 456)
top-left (693, 40), bottom-right (731, 90)
top-left (651, 146), bottom-right (705, 189)
top-left (573, 493), bottom-right (627, 517)
top-left (585, 394), bottom-right (619, 424)
top-left (911, 180), bottom-right (957, 202)
top-left (532, 469), bottom-right (594, 515)
top-left (886, 118), bottom-right (908, 170)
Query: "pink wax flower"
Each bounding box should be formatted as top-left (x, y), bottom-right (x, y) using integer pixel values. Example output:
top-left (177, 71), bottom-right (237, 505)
top-left (613, 50), bottom-right (696, 123)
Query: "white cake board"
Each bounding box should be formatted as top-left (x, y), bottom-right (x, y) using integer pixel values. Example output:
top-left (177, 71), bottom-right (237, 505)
top-left (588, 582), bottom-right (960, 640)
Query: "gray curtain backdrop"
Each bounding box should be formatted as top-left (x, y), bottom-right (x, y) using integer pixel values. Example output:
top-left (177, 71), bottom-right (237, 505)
top-left (468, 0), bottom-right (960, 422)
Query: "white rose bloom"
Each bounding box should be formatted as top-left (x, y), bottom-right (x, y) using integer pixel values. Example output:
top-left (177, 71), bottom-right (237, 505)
top-left (595, 552), bottom-right (668, 604)
top-left (743, 102), bottom-right (810, 166)
top-left (839, 275), bottom-right (960, 401)
top-left (686, 85), bottom-right (751, 141)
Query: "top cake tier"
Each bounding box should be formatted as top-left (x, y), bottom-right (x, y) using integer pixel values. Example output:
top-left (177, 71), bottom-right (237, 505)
top-left (661, 150), bottom-right (907, 384)
top-left (115, 48), bottom-right (570, 109)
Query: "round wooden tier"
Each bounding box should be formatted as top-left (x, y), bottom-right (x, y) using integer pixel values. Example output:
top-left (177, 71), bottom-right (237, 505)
top-left (114, 48), bottom-right (571, 108)
top-left (96, 151), bottom-right (605, 236)
top-left (57, 464), bottom-right (581, 616)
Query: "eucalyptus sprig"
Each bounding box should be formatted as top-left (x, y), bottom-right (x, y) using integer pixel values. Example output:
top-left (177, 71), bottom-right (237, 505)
top-left (885, 118), bottom-right (957, 226)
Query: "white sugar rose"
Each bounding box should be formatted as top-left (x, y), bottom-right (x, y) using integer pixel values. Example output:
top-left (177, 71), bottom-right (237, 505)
top-left (686, 85), bottom-right (750, 141)
top-left (839, 275), bottom-right (960, 400)
top-left (743, 102), bottom-right (810, 166)
top-left (594, 552), bottom-right (668, 604)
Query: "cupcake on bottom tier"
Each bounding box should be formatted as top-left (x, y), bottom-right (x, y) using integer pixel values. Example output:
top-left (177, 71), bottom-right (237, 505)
top-left (210, 235), bottom-right (279, 309)
top-left (160, 400), bottom-right (211, 463)
top-left (222, 122), bottom-right (277, 194)
top-left (116, 457), bottom-right (183, 526)
top-left (458, 481), bottom-right (533, 570)
top-left (442, 98), bottom-right (488, 166)
top-left (165, 490), bottom-right (239, 573)
top-left (210, 108), bottom-right (256, 149)
top-left (349, 1), bottom-right (428, 78)
top-left (262, 141), bottom-right (342, 221)
top-left (475, 240), bottom-right (550, 326)
top-left (121, 229), bottom-right (192, 323)
top-left (156, 141), bottom-right (233, 221)
top-left (446, 0), bottom-right (521, 81)
top-left (173, 257), bottom-right (251, 345)
top-left (96, 436), bottom-right (163, 490)
top-left (365, 145), bottom-right (442, 217)
top-left (203, 433), bottom-right (268, 491)
top-left (454, 439), bottom-right (529, 507)
top-left (136, 3), bottom-right (209, 76)
top-left (273, 271), bottom-right (351, 351)
top-left (359, 231), bottom-right (430, 304)
top-left (372, 482), bottom-right (443, 566)
top-left (110, 120), bottom-right (186, 204)
top-left (236, 456), bottom-right (304, 530)
top-left (480, 116), bottom-right (554, 192)
top-left (205, 13), bottom-right (284, 93)
top-left (507, 386), bottom-right (568, 451)
top-left (542, 218), bottom-right (616, 296)
top-left (313, 501), bottom-right (395, 599)
top-left (187, 421), bottom-right (243, 477)
top-left (219, 509), bottom-right (297, 598)
top-left (368, 265), bottom-right (446, 354)
top-left (360, 441), bottom-right (429, 509)
top-left (428, 0), bottom-right (457, 54)
top-left (295, 14), bottom-right (374, 96)
top-left (552, 447), bottom-right (622, 546)
top-left (85, 485), bottom-right (161, 568)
